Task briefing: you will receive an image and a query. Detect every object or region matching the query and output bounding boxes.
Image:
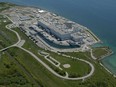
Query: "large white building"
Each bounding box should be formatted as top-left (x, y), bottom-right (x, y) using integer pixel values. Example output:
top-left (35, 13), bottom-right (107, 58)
top-left (37, 21), bottom-right (84, 43)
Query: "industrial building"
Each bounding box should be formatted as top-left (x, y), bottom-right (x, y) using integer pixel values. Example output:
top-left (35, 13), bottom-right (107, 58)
top-left (37, 21), bottom-right (84, 45)
top-left (4, 6), bottom-right (97, 50)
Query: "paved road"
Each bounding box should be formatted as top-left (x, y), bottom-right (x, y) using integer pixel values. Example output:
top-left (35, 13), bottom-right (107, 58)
top-left (0, 24), bottom-right (21, 52)
top-left (0, 23), bottom-right (95, 80)
top-left (18, 46), bottom-right (95, 80)
top-left (90, 49), bottom-right (97, 60)
top-left (60, 53), bottom-right (95, 80)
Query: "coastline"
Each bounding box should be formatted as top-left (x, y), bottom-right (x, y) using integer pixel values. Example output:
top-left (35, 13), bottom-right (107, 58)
top-left (99, 49), bottom-right (113, 61)
top-left (100, 61), bottom-right (116, 78)
top-left (1, 1), bottom-right (116, 78)
top-left (99, 50), bottom-right (115, 77)
top-left (86, 29), bottom-right (101, 44)
top-left (2, 2), bottom-right (101, 45)
top-left (3, 2), bottom-right (100, 52)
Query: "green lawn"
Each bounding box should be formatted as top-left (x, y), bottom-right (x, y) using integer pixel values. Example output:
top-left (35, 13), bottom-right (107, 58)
top-left (13, 27), bottom-right (91, 77)
top-left (7, 47), bottom-right (70, 87)
top-left (7, 47), bottom-right (116, 87)
top-left (0, 15), bottom-right (18, 49)
top-left (1, 2), bottom-right (116, 87)
top-left (0, 2), bottom-right (15, 11)
top-left (12, 27), bottom-right (116, 87)
top-left (50, 52), bottom-right (91, 77)
top-left (0, 51), bottom-right (38, 87)
top-left (92, 47), bottom-right (112, 59)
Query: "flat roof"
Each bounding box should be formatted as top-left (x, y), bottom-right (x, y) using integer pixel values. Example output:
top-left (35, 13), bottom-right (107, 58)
top-left (39, 20), bottom-right (73, 35)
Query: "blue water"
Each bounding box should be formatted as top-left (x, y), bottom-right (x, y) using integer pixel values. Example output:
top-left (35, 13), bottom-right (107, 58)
top-left (1, 0), bottom-right (116, 74)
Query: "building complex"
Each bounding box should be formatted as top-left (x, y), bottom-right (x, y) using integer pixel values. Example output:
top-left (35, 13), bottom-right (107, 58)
top-left (2, 6), bottom-right (100, 52)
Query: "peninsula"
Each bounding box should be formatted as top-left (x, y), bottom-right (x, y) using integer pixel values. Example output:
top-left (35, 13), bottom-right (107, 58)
top-left (0, 2), bottom-right (115, 87)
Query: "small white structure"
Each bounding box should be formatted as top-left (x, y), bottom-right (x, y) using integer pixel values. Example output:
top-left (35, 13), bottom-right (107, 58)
top-left (63, 64), bottom-right (71, 68)
top-left (38, 10), bottom-right (45, 13)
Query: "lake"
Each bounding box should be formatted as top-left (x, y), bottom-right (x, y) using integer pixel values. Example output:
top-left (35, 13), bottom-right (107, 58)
top-left (1, 0), bottom-right (116, 74)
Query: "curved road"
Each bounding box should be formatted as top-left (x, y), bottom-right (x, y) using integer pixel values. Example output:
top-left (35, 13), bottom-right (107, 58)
top-left (0, 24), bottom-right (21, 52)
top-left (0, 23), bottom-right (95, 80)
top-left (90, 49), bottom-right (97, 60)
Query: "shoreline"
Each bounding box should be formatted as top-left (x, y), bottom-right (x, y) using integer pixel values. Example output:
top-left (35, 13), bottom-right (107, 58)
top-left (1, 1), bottom-right (115, 78)
top-left (86, 29), bottom-right (101, 44)
top-left (99, 50), bottom-right (116, 77)
top-left (2, 2), bottom-right (100, 52)
top-left (100, 61), bottom-right (116, 78)
top-left (1, 2), bottom-right (101, 45)
top-left (99, 50), bottom-right (114, 61)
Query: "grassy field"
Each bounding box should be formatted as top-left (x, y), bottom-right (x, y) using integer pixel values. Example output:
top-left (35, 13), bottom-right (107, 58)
top-left (1, 2), bottom-right (116, 87)
top-left (6, 46), bottom-right (116, 87)
top-left (0, 2), bottom-right (17, 49)
top-left (92, 47), bottom-right (112, 59)
top-left (50, 52), bottom-right (91, 77)
top-left (0, 51), bottom-right (38, 87)
top-left (0, 2), bottom-right (15, 11)
top-left (0, 15), bottom-right (18, 49)
top-left (13, 27), bottom-right (91, 77)
top-left (7, 47), bottom-right (70, 87)
top-left (63, 51), bottom-right (116, 87)
top-left (12, 27), bottom-right (116, 87)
